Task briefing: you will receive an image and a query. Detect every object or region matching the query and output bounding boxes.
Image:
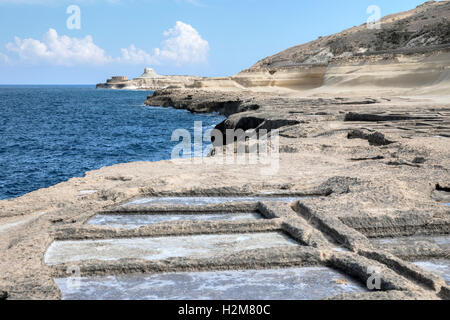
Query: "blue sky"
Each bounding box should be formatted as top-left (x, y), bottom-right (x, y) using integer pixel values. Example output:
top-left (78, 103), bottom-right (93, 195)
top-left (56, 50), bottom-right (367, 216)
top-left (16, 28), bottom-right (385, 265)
top-left (0, 0), bottom-right (427, 84)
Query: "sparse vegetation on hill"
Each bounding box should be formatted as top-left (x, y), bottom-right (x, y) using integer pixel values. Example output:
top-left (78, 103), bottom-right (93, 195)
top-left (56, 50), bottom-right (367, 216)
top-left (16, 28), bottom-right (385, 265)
top-left (250, 0), bottom-right (450, 69)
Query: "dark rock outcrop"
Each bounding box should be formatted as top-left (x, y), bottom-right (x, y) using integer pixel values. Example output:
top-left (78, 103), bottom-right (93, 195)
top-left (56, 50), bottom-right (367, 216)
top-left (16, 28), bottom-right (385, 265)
top-left (316, 177), bottom-right (360, 195)
top-left (348, 129), bottom-right (394, 146)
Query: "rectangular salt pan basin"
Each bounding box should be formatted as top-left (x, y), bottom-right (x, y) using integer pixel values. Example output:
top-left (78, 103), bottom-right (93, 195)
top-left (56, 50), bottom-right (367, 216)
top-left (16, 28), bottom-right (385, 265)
top-left (55, 266), bottom-right (367, 300)
top-left (371, 235), bottom-right (450, 250)
top-left (45, 232), bottom-right (298, 265)
top-left (413, 260), bottom-right (450, 284)
top-left (124, 196), bottom-right (302, 206)
top-left (87, 212), bottom-right (263, 229)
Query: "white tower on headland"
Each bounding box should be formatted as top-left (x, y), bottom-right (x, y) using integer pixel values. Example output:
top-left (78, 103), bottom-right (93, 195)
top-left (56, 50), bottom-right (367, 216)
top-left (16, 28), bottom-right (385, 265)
top-left (138, 68), bottom-right (159, 78)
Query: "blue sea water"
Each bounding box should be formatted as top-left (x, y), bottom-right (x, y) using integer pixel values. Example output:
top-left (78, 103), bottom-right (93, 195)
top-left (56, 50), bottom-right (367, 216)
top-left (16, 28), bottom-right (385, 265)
top-left (0, 86), bottom-right (225, 200)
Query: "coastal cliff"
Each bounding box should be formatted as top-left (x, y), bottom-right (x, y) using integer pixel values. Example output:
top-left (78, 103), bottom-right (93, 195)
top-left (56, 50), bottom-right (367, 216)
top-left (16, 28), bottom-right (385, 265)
top-left (96, 68), bottom-right (203, 90)
top-left (97, 1), bottom-right (450, 94)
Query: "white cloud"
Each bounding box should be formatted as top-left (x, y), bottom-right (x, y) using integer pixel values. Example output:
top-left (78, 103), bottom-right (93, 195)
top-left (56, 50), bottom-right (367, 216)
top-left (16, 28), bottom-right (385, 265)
top-left (5, 28), bottom-right (111, 66)
top-left (120, 45), bottom-right (158, 65)
top-left (2, 21), bottom-right (208, 67)
top-left (158, 21), bottom-right (209, 64)
top-left (119, 21), bottom-right (209, 65)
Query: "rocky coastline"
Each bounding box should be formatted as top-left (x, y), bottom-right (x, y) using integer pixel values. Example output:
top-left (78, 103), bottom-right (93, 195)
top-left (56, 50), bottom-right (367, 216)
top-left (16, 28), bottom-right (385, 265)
top-left (1, 82), bottom-right (448, 299)
top-left (1, 0), bottom-right (449, 300)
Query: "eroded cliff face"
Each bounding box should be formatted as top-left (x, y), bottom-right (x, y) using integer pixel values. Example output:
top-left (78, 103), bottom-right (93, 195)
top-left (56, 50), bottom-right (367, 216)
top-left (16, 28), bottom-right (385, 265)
top-left (97, 47), bottom-right (450, 95)
top-left (231, 49), bottom-right (449, 93)
top-left (233, 1), bottom-right (450, 94)
top-left (97, 2), bottom-right (450, 94)
top-left (193, 48), bottom-right (449, 94)
top-left (233, 65), bottom-right (328, 90)
top-left (322, 51), bottom-right (450, 93)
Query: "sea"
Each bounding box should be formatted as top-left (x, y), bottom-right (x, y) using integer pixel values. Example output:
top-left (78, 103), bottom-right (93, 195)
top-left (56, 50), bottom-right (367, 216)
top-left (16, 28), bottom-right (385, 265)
top-left (0, 85), bottom-right (225, 200)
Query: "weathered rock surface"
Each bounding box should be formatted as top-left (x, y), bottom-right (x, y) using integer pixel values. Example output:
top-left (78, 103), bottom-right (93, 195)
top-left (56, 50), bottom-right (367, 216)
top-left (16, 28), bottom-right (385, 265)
top-left (1, 86), bottom-right (449, 299)
top-left (3, 1), bottom-right (450, 300)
